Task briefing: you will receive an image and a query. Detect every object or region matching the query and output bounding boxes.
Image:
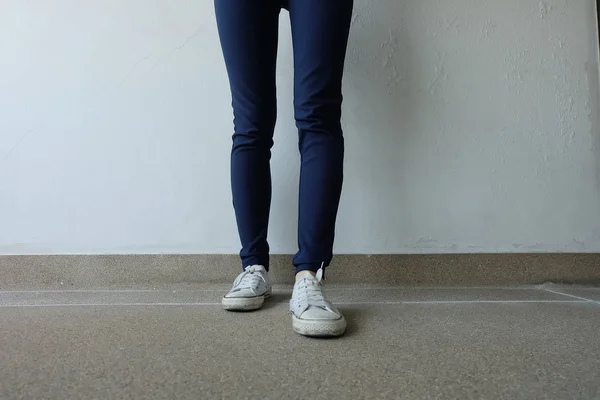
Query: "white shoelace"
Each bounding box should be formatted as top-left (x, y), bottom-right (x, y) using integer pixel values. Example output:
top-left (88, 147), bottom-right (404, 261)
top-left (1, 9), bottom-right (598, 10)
top-left (235, 266), bottom-right (265, 289)
top-left (296, 277), bottom-right (328, 308)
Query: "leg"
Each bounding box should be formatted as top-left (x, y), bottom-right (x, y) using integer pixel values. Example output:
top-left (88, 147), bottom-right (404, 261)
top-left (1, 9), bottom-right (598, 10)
top-left (287, 0), bottom-right (354, 275)
top-left (214, 0), bottom-right (281, 270)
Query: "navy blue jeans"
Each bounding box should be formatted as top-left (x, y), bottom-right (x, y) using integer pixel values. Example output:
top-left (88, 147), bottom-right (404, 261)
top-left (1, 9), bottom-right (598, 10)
top-left (215, 0), bottom-right (353, 274)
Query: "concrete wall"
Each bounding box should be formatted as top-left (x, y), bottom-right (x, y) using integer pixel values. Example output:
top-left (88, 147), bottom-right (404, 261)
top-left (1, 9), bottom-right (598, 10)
top-left (1, 0), bottom-right (599, 255)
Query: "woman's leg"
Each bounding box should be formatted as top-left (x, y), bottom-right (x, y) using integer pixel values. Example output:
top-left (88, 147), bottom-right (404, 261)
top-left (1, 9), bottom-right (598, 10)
top-left (214, 0), bottom-right (281, 270)
top-left (287, 0), bottom-right (354, 275)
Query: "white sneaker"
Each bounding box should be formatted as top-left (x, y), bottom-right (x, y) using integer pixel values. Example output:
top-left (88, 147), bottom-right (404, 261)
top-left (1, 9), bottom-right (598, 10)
top-left (222, 265), bottom-right (271, 311)
top-left (290, 267), bottom-right (347, 337)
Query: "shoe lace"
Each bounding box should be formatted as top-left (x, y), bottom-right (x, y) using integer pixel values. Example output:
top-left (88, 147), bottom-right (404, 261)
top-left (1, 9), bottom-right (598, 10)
top-left (236, 266), bottom-right (265, 288)
top-left (297, 277), bottom-right (327, 307)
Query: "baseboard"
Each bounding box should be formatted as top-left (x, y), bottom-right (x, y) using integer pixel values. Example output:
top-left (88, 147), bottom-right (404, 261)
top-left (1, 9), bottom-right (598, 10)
top-left (1, 254), bottom-right (599, 289)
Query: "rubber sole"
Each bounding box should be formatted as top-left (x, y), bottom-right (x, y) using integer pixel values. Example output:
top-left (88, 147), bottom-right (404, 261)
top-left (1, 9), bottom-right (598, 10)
top-left (222, 292), bottom-right (270, 311)
top-left (292, 314), bottom-right (347, 337)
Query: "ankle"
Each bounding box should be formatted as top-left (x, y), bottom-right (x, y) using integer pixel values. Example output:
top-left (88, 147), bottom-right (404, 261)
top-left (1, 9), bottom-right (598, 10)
top-left (295, 270), bottom-right (316, 281)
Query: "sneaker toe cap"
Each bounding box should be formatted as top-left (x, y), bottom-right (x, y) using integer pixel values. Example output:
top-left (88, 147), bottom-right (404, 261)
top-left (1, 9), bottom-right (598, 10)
top-left (299, 305), bottom-right (343, 321)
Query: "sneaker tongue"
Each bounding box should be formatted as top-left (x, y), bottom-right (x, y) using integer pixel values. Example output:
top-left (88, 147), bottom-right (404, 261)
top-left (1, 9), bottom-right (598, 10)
top-left (246, 265), bottom-right (264, 273)
top-left (315, 267), bottom-right (324, 282)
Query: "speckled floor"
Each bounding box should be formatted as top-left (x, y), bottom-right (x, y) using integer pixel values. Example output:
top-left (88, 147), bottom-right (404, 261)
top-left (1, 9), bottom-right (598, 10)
top-left (1, 285), bottom-right (599, 399)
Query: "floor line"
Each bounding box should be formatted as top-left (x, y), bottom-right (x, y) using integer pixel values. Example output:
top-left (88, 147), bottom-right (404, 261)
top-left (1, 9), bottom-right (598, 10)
top-left (0, 286), bottom-right (547, 295)
top-left (350, 300), bottom-right (587, 305)
top-left (543, 288), bottom-right (600, 304)
top-left (0, 300), bottom-right (588, 308)
top-left (324, 286), bottom-right (539, 291)
top-left (0, 289), bottom-right (222, 294)
top-left (0, 303), bottom-right (222, 308)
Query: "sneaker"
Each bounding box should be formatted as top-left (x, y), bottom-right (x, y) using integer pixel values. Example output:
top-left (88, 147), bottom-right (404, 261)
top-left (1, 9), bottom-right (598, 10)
top-left (290, 267), bottom-right (347, 337)
top-left (222, 265), bottom-right (271, 311)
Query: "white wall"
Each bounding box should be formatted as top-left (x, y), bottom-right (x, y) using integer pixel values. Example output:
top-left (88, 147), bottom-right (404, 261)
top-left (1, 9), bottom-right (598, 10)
top-left (1, 0), bottom-right (599, 255)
